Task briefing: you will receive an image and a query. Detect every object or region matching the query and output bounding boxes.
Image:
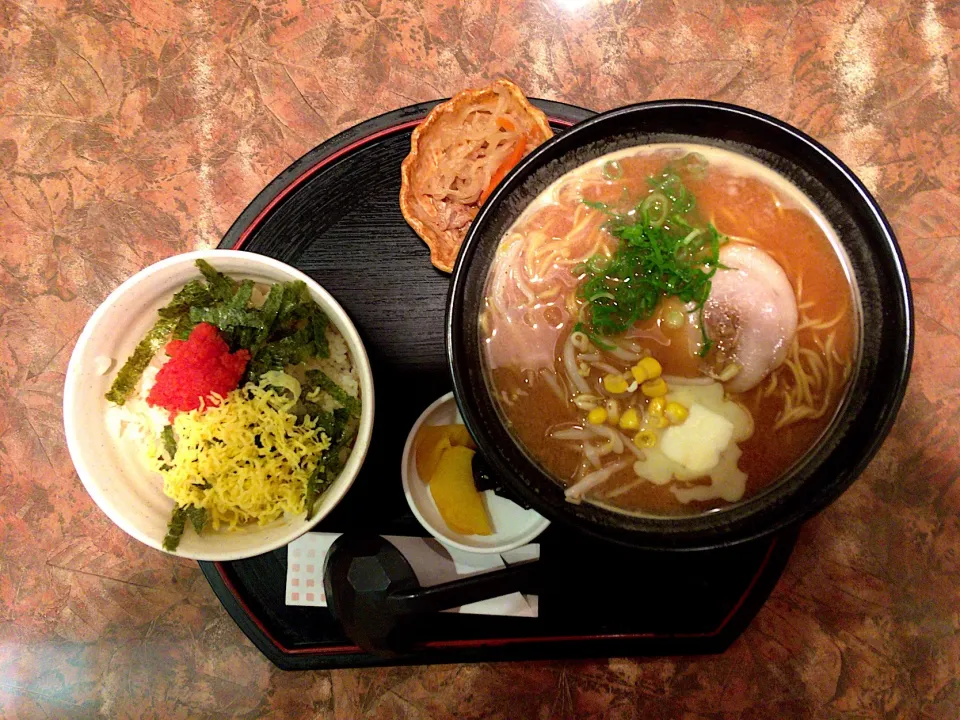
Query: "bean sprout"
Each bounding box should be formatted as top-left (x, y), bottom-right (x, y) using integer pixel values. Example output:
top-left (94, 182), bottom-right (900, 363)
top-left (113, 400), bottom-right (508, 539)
top-left (565, 460), bottom-right (628, 500)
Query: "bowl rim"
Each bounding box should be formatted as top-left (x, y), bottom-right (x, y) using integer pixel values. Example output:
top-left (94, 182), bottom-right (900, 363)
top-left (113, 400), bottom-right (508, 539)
top-left (63, 249), bottom-right (375, 561)
top-left (400, 392), bottom-right (550, 554)
top-left (447, 99), bottom-right (914, 550)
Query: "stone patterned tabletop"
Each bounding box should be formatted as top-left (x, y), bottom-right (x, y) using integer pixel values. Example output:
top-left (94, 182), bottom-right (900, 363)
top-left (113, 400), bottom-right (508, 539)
top-left (2, 0), bottom-right (958, 718)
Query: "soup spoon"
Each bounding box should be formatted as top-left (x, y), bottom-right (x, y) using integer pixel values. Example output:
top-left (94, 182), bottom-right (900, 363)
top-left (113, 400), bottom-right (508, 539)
top-left (323, 533), bottom-right (539, 655)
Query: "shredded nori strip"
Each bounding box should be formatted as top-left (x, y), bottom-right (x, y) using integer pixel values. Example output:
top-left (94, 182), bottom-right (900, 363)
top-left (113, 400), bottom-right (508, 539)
top-left (172, 313), bottom-right (197, 341)
top-left (254, 285), bottom-right (285, 346)
top-left (104, 316), bottom-right (179, 405)
top-left (304, 464), bottom-right (327, 521)
top-left (162, 505), bottom-right (207, 551)
top-left (247, 328), bottom-right (316, 378)
top-left (163, 507), bottom-right (187, 551)
top-left (161, 425), bottom-right (177, 458)
top-left (305, 370), bottom-right (360, 416)
top-left (308, 308), bottom-right (329, 359)
top-left (190, 304), bottom-right (265, 335)
top-left (301, 396), bottom-right (358, 520)
top-left (187, 505), bottom-right (207, 533)
top-left (196, 259), bottom-right (237, 301)
top-left (304, 414), bottom-right (358, 520)
top-left (189, 279), bottom-right (264, 343)
top-left (291, 400), bottom-right (332, 425)
top-left (274, 281), bottom-right (310, 327)
top-left (158, 280), bottom-right (213, 319)
top-left (242, 282), bottom-right (331, 379)
top-left (330, 407), bottom-right (350, 442)
top-left (294, 374), bottom-right (359, 515)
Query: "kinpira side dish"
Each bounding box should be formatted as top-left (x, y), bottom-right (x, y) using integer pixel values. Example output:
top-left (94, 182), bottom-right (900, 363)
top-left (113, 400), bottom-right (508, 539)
top-left (400, 79), bottom-right (553, 272)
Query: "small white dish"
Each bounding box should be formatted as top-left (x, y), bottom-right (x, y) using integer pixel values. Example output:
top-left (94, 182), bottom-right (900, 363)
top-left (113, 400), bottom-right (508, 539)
top-left (63, 249), bottom-right (375, 561)
top-left (401, 392), bottom-right (550, 554)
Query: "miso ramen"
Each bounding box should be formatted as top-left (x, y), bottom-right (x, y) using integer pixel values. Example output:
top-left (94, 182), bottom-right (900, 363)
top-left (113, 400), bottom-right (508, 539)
top-left (480, 144), bottom-right (857, 516)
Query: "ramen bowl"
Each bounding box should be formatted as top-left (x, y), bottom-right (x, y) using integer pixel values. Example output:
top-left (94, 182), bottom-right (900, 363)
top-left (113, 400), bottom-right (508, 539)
top-left (64, 250), bottom-right (375, 561)
top-left (447, 100), bottom-right (912, 551)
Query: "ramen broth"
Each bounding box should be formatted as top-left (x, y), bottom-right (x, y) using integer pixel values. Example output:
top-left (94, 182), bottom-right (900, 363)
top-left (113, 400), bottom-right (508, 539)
top-left (480, 144), bottom-right (856, 516)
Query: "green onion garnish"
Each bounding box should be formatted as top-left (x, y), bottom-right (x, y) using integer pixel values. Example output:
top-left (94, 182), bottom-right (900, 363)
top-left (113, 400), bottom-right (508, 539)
top-left (574, 167), bottom-right (725, 357)
top-left (602, 160), bottom-right (623, 180)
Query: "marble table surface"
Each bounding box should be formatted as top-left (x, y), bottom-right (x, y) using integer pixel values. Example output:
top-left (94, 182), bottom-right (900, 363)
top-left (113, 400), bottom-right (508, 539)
top-left (2, 0), bottom-right (958, 717)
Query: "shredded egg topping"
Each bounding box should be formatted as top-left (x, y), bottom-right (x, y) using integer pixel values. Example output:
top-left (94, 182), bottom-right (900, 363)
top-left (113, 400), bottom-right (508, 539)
top-left (157, 376), bottom-right (330, 531)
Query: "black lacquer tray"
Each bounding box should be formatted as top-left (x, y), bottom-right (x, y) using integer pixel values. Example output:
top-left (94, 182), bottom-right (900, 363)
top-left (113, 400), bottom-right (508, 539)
top-left (202, 99), bottom-right (798, 670)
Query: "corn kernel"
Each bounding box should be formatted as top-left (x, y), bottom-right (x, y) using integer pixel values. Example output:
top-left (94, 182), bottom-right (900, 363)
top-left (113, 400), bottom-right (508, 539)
top-left (619, 408), bottom-right (640, 430)
top-left (633, 430), bottom-right (657, 448)
top-left (630, 364), bottom-right (648, 384)
top-left (648, 397), bottom-right (666, 416)
top-left (665, 402), bottom-right (689, 424)
top-left (587, 407), bottom-right (608, 425)
top-left (603, 373), bottom-right (629, 394)
top-left (641, 377), bottom-right (668, 397)
top-left (639, 413), bottom-right (669, 431)
top-left (637, 356), bottom-right (662, 380)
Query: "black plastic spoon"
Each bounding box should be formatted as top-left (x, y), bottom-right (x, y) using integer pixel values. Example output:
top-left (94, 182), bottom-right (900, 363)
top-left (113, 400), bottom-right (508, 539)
top-left (323, 533), bottom-right (539, 655)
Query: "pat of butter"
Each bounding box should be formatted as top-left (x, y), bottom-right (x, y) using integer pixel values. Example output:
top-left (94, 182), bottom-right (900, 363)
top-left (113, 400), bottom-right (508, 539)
top-left (659, 403), bottom-right (735, 473)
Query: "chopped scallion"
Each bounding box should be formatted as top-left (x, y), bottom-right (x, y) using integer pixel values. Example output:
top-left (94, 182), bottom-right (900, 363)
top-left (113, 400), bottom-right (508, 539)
top-left (576, 167), bottom-right (723, 356)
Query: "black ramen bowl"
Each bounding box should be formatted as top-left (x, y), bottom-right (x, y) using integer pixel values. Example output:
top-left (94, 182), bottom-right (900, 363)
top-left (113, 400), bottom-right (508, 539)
top-left (446, 100), bottom-right (913, 551)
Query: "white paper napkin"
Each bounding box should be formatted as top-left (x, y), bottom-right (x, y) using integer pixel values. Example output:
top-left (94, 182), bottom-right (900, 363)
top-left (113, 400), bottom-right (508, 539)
top-left (286, 533), bottom-right (539, 617)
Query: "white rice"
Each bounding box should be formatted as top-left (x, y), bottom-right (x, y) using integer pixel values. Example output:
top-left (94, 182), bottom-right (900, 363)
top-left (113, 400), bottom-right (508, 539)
top-left (105, 363), bottom-right (171, 463)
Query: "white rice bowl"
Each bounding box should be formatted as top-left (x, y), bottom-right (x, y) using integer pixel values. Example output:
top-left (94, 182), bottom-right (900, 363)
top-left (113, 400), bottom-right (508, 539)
top-left (64, 250), bottom-right (375, 561)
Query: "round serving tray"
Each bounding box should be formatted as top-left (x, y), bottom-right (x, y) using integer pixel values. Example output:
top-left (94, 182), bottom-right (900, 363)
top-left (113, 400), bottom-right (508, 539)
top-left (201, 99), bottom-right (797, 669)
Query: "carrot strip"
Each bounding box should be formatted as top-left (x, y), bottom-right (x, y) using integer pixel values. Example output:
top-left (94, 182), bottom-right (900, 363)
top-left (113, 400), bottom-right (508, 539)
top-left (496, 116), bottom-right (516, 132)
top-left (480, 140), bottom-right (526, 204)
